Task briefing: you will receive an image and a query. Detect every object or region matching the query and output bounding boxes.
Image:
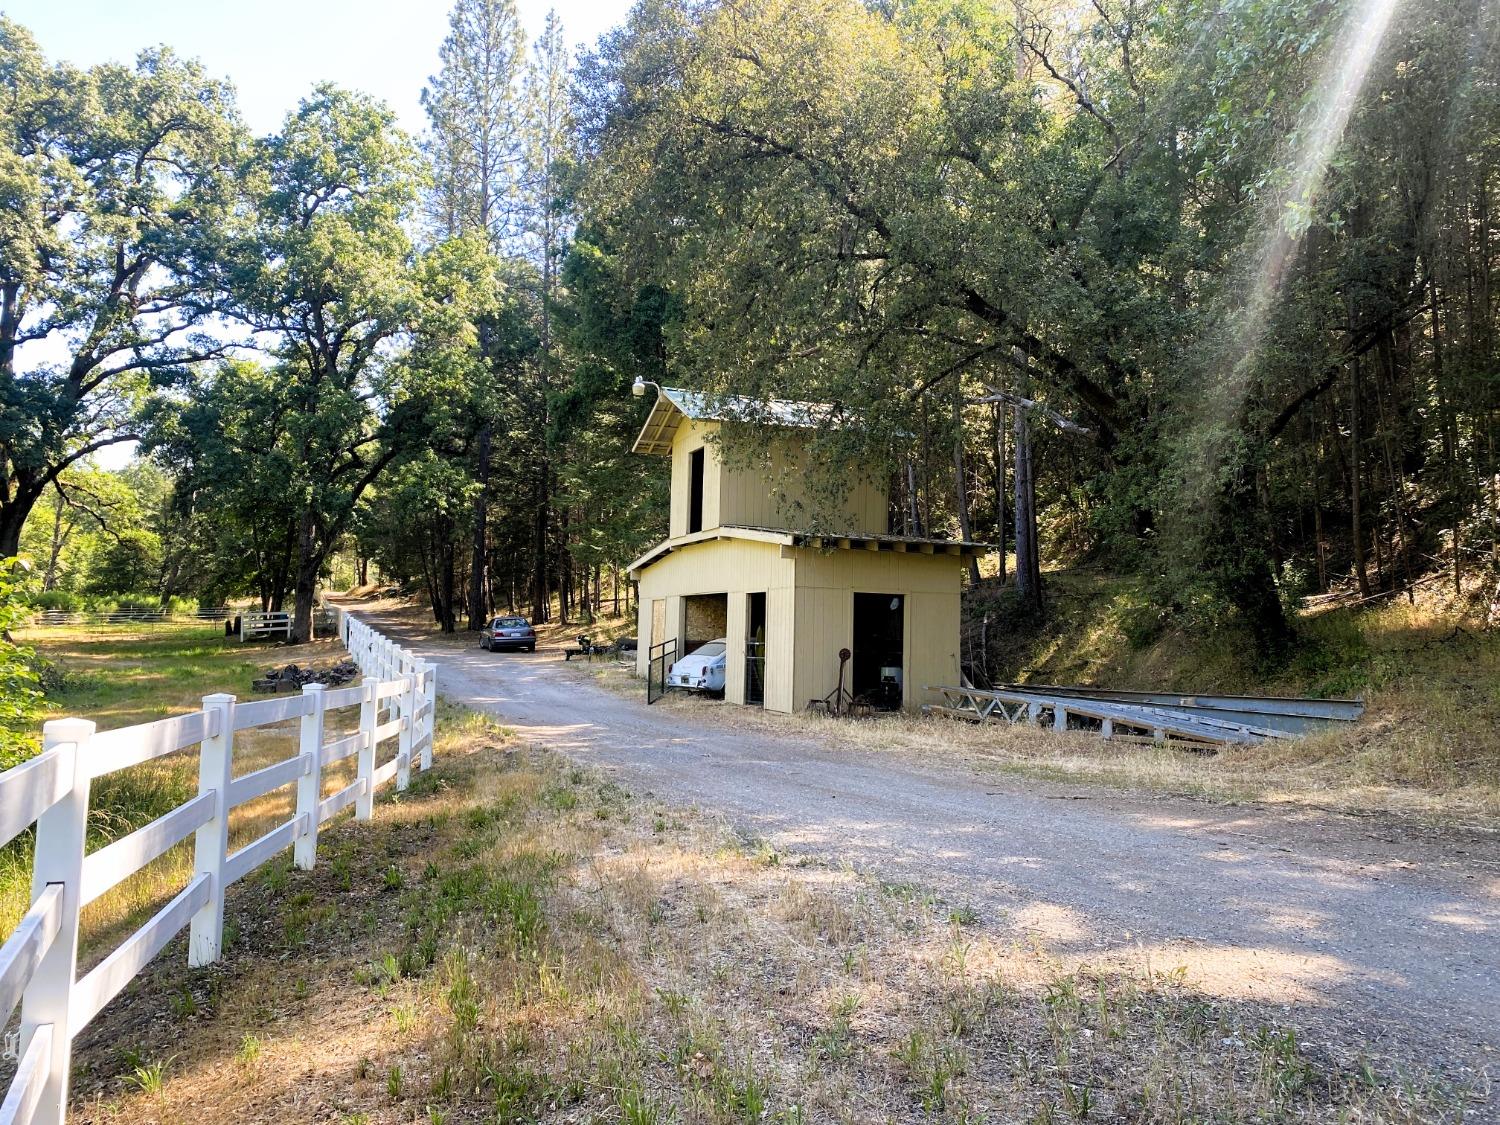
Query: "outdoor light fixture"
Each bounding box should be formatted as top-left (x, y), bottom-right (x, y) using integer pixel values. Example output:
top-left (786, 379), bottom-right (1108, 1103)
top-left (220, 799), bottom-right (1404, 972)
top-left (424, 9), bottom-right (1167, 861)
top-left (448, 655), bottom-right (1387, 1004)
top-left (632, 376), bottom-right (660, 398)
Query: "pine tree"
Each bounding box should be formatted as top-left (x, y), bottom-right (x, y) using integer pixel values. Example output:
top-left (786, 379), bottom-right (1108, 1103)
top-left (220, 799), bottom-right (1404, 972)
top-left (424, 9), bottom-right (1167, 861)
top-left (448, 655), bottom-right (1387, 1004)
top-left (420, 0), bottom-right (528, 245)
top-left (422, 0), bottom-right (529, 629)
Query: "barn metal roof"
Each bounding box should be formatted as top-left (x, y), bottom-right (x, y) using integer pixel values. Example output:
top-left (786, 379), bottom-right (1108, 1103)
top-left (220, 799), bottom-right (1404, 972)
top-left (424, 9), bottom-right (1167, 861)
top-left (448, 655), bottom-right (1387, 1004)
top-left (631, 387), bottom-right (837, 455)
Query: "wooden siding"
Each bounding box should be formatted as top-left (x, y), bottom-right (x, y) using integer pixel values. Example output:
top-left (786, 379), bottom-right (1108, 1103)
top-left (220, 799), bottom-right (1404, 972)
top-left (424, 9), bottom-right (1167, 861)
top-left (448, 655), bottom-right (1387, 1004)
top-left (668, 419), bottom-right (721, 538)
top-left (666, 420), bottom-right (886, 538)
top-left (719, 427), bottom-right (887, 535)
top-left (637, 535), bottom-right (962, 713)
top-left (790, 548), bottom-right (961, 710)
top-left (634, 538), bottom-right (798, 712)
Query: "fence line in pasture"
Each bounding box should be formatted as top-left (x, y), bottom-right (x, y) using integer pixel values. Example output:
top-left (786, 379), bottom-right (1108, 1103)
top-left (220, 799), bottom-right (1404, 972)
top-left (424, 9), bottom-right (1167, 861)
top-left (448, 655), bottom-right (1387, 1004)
top-left (30, 609), bottom-right (235, 627)
top-left (0, 609), bottom-right (435, 1125)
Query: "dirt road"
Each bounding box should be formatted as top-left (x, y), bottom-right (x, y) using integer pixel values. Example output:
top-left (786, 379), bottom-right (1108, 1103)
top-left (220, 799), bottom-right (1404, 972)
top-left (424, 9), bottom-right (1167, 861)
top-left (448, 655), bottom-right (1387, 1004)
top-left (372, 616), bottom-right (1499, 1079)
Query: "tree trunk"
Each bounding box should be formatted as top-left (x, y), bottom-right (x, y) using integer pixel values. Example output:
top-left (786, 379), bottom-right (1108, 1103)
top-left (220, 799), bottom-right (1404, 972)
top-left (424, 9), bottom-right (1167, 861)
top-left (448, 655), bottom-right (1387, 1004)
top-left (1205, 450), bottom-right (1292, 662)
top-left (290, 509), bottom-right (320, 645)
top-left (466, 422), bottom-right (493, 631)
top-left (994, 401), bottom-right (1007, 585)
top-left (531, 466), bottom-right (550, 623)
top-left (952, 396), bottom-right (982, 584)
top-left (1013, 407), bottom-right (1042, 611)
top-left (1349, 353), bottom-right (1372, 598)
top-left (0, 487), bottom-right (39, 559)
top-left (905, 460), bottom-right (920, 536)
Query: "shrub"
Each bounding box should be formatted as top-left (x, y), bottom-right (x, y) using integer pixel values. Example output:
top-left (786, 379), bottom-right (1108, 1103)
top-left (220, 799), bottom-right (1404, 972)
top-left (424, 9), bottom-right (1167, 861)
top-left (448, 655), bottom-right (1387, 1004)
top-left (0, 559), bottom-right (44, 768)
top-left (30, 588), bottom-right (83, 612)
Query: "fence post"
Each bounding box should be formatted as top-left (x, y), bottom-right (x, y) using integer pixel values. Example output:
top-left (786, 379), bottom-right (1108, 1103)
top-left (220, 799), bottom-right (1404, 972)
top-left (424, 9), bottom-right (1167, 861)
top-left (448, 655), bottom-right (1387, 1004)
top-left (396, 673), bottom-right (414, 792)
top-left (420, 662), bottom-right (437, 771)
top-left (21, 718), bottom-right (94, 1125)
top-left (189, 694), bottom-right (235, 967)
top-left (356, 678), bottom-right (377, 821)
top-left (294, 684), bottom-right (326, 870)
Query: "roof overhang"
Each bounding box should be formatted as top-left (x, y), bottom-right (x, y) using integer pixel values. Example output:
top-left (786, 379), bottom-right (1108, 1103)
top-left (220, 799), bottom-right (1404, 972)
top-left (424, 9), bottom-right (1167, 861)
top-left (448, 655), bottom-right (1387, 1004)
top-left (631, 391), bottom-right (683, 456)
top-left (789, 532), bottom-right (991, 558)
top-left (627, 525), bottom-right (794, 575)
top-left (628, 524), bottom-right (992, 577)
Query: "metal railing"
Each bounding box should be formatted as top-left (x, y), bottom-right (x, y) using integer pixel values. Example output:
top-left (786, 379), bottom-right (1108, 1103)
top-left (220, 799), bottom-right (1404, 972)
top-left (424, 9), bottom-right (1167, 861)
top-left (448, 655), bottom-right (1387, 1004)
top-left (29, 608), bottom-right (234, 627)
top-left (745, 639), bottom-right (765, 706)
top-left (0, 611), bottom-right (436, 1124)
top-left (646, 638), bottom-right (677, 705)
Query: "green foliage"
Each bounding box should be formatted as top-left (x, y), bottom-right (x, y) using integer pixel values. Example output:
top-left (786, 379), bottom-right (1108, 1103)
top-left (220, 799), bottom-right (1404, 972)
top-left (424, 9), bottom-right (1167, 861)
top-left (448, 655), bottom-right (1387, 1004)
top-left (0, 559), bottom-right (43, 767)
top-left (0, 18), bottom-right (242, 556)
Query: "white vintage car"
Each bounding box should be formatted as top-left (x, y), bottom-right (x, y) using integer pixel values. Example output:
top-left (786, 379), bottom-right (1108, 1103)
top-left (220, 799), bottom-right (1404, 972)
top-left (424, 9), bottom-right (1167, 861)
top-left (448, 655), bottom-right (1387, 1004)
top-left (669, 638), bottom-right (728, 693)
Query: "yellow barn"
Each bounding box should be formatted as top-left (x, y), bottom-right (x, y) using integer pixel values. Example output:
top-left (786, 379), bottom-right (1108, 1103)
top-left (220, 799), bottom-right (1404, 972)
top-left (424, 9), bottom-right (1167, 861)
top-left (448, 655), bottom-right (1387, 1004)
top-left (628, 386), bottom-right (987, 713)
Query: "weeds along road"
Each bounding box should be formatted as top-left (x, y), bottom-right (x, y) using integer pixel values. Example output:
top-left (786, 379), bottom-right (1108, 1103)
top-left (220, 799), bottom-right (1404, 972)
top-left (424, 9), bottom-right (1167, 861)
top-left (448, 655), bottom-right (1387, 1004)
top-left (369, 615), bottom-right (1500, 1078)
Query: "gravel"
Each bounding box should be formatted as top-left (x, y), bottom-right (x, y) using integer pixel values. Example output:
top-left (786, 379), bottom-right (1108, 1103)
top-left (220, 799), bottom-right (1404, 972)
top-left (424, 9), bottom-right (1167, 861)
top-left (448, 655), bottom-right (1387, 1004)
top-left (370, 615), bottom-right (1500, 1083)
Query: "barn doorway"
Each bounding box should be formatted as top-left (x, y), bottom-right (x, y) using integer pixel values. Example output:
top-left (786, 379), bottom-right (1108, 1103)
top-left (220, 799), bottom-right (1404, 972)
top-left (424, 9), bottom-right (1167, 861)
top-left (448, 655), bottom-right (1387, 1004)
top-left (745, 592), bottom-right (767, 706)
top-left (852, 593), bottom-right (904, 710)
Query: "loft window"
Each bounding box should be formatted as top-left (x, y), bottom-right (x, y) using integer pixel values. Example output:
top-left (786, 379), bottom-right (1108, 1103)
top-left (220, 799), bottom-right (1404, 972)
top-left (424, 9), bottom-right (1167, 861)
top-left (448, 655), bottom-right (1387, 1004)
top-left (688, 447), bottom-right (705, 533)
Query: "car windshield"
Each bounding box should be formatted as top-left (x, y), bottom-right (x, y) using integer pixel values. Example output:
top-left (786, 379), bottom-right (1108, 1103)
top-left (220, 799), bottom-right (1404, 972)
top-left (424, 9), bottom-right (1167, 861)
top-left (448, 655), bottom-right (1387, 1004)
top-left (692, 642), bottom-right (726, 657)
top-left (495, 617), bottom-right (528, 628)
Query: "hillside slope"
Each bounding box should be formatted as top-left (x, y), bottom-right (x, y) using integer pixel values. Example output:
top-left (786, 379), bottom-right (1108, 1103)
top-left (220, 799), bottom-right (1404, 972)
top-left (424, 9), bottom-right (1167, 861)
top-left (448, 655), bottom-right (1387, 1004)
top-left (963, 570), bottom-right (1500, 817)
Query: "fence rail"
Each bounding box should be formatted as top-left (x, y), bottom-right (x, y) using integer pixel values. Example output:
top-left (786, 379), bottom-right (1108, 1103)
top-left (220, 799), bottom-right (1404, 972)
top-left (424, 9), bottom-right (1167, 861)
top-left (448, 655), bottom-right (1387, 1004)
top-left (0, 608), bottom-right (434, 1125)
top-left (29, 609), bottom-right (234, 627)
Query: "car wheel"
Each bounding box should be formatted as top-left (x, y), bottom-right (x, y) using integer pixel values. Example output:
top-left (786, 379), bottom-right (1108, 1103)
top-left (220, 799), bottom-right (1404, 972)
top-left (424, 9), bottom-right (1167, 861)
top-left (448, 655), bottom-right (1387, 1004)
top-left (526, 644), bottom-right (536, 653)
top-left (479, 638), bottom-right (488, 650)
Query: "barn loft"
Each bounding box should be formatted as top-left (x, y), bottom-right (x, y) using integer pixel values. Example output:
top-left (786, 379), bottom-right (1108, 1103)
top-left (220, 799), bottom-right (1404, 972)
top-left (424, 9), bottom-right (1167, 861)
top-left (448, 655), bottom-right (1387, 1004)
top-left (628, 386), bottom-right (987, 713)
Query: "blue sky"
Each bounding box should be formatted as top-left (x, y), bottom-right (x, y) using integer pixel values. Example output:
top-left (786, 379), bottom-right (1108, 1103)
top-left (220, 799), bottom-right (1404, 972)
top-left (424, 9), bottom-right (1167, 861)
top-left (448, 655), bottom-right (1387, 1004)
top-left (1, 0), bottom-right (633, 137)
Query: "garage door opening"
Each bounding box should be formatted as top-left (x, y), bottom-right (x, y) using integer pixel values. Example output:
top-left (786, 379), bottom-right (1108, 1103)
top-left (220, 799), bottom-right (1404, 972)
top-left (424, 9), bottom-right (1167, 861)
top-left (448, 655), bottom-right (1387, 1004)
top-left (852, 593), bottom-right (904, 710)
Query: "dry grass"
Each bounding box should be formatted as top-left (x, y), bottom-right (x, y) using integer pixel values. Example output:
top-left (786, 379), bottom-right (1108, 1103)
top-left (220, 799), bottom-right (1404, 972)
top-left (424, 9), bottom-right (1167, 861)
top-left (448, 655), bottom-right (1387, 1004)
top-left (572, 656), bottom-right (1500, 826)
top-left (57, 705), bottom-right (1479, 1124)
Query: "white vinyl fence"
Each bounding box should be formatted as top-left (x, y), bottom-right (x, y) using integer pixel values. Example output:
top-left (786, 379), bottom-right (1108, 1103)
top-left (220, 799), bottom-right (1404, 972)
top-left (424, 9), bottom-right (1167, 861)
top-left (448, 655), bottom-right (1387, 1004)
top-left (0, 611), bottom-right (435, 1125)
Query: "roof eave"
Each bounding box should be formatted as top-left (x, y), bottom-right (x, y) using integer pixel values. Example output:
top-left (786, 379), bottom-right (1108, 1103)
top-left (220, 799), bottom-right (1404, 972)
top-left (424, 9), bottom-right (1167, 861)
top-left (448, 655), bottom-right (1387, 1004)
top-left (630, 392), bottom-right (683, 456)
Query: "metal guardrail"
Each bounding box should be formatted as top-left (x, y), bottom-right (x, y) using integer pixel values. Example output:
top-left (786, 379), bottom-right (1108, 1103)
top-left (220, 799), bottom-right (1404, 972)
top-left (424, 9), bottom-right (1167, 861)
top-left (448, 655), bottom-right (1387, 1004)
top-left (992, 683), bottom-right (1363, 736)
top-left (925, 683), bottom-right (1362, 746)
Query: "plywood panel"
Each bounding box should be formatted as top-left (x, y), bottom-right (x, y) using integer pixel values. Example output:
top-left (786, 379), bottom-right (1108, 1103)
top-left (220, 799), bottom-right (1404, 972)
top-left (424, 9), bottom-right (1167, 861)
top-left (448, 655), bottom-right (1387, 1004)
top-left (684, 594), bottom-right (728, 650)
top-left (794, 546), bottom-right (962, 595)
top-left (791, 547), bottom-right (961, 711)
top-left (765, 585), bottom-right (797, 713)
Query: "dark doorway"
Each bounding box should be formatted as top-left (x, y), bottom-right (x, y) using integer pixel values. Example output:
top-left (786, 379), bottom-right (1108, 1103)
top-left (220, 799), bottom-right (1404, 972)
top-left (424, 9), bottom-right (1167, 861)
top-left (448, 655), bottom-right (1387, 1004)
top-left (688, 447), bottom-right (705, 534)
top-left (852, 593), bottom-right (904, 710)
top-left (745, 592), bottom-right (767, 706)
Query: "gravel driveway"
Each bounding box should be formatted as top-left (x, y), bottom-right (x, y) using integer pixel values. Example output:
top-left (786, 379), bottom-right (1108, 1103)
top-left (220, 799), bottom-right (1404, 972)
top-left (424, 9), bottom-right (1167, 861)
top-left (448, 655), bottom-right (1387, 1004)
top-left (370, 615), bottom-right (1499, 1081)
